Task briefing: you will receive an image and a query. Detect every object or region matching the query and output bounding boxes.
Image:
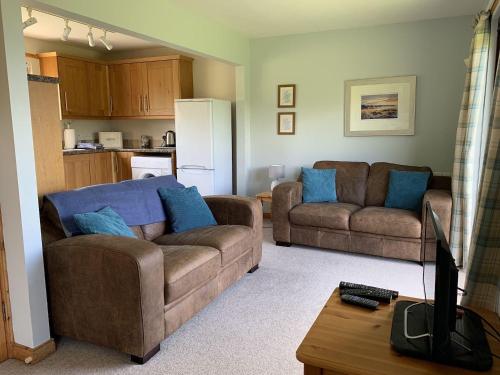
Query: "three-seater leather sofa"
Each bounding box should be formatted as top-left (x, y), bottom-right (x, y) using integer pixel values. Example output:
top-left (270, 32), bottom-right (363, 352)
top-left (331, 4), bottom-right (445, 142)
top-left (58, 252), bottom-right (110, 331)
top-left (272, 161), bottom-right (452, 262)
top-left (40, 185), bottom-right (262, 364)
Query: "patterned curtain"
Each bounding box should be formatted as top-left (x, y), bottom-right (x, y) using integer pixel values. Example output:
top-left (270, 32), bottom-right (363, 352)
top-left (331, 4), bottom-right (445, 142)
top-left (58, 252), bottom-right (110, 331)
top-left (450, 12), bottom-right (491, 266)
top-left (462, 53), bottom-right (500, 312)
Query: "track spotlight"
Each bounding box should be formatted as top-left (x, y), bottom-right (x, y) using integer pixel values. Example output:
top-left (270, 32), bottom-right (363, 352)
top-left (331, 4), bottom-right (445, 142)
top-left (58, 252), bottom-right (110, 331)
top-left (87, 26), bottom-right (95, 47)
top-left (61, 19), bottom-right (71, 41)
top-left (99, 31), bottom-right (113, 51)
top-left (22, 7), bottom-right (37, 30)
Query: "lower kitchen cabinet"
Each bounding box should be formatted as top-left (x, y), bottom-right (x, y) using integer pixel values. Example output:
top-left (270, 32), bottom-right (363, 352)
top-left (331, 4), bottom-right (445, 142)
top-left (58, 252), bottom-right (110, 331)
top-left (64, 152), bottom-right (114, 190)
top-left (115, 152), bottom-right (135, 182)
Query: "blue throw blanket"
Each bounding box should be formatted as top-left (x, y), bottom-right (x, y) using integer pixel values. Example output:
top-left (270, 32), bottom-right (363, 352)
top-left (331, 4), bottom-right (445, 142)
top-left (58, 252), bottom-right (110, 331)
top-left (45, 175), bottom-right (184, 237)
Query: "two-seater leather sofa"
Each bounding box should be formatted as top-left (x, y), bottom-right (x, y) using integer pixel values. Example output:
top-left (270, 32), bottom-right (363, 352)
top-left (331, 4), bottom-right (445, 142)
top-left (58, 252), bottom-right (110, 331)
top-left (40, 182), bottom-right (262, 364)
top-left (272, 161), bottom-right (452, 262)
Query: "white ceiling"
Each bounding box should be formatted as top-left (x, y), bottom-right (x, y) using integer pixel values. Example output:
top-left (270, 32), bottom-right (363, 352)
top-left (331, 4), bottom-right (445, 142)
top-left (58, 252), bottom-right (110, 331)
top-left (21, 7), bottom-right (158, 51)
top-left (172, 0), bottom-right (486, 38)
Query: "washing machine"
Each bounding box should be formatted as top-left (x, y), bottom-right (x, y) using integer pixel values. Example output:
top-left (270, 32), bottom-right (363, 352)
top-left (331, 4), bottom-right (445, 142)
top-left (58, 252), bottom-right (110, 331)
top-left (131, 156), bottom-right (173, 179)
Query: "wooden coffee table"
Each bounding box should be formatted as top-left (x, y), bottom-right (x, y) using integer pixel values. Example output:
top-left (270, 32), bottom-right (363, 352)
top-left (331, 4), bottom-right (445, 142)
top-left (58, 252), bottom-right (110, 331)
top-left (296, 288), bottom-right (499, 375)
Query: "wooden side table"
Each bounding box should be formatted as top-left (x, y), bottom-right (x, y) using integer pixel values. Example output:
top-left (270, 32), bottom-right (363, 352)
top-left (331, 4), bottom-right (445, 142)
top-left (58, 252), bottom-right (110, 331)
top-left (297, 288), bottom-right (499, 375)
top-left (256, 192), bottom-right (272, 219)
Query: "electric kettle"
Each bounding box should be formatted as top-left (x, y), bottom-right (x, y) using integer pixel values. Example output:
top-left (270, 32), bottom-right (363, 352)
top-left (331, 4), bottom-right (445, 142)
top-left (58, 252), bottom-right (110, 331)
top-left (165, 131), bottom-right (176, 147)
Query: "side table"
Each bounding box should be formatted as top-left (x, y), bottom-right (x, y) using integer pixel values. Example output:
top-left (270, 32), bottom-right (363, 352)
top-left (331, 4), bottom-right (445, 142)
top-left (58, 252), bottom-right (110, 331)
top-left (256, 192), bottom-right (272, 219)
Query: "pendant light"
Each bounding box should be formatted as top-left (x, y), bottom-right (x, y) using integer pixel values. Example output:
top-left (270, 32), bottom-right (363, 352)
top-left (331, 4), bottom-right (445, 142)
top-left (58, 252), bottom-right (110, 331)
top-left (22, 7), bottom-right (38, 29)
top-left (99, 31), bottom-right (113, 51)
top-left (61, 19), bottom-right (71, 41)
top-left (87, 26), bottom-right (95, 47)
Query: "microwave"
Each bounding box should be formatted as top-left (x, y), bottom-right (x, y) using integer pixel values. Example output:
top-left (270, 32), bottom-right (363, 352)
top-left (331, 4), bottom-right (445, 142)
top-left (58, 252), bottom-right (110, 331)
top-left (98, 132), bottom-right (123, 149)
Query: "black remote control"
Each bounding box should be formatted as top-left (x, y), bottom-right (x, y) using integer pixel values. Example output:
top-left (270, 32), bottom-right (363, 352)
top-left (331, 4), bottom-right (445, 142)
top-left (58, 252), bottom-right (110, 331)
top-left (341, 294), bottom-right (379, 310)
top-left (340, 288), bottom-right (393, 303)
top-left (339, 281), bottom-right (399, 299)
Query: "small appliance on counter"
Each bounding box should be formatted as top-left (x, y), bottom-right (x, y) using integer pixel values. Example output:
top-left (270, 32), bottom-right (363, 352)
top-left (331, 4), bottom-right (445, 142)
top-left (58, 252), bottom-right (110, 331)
top-left (98, 132), bottom-right (123, 149)
top-left (63, 123), bottom-right (76, 150)
top-left (141, 135), bottom-right (152, 149)
top-left (160, 131), bottom-right (176, 147)
top-left (77, 141), bottom-right (103, 150)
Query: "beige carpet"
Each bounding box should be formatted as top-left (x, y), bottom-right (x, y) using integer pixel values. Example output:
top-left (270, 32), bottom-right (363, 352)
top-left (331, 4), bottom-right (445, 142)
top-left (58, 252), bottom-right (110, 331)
top-left (1, 225), bottom-right (435, 374)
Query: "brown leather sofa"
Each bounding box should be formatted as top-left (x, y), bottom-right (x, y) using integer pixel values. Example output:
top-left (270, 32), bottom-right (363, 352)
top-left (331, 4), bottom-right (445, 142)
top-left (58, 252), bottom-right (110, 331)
top-left (40, 195), bottom-right (262, 364)
top-left (272, 161), bottom-right (452, 262)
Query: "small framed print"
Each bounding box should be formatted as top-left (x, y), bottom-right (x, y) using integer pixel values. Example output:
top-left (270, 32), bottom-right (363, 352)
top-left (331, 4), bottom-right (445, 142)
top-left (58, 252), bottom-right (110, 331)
top-left (278, 84), bottom-right (296, 108)
top-left (277, 112), bottom-right (295, 135)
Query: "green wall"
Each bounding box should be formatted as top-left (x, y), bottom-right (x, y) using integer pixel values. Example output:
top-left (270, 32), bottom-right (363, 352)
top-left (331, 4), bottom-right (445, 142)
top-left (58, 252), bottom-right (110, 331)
top-left (249, 16), bottom-right (471, 194)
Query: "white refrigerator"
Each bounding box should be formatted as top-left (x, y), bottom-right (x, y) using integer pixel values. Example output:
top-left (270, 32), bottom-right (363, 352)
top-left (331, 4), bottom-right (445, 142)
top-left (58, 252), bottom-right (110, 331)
top-left (175, 99), bottom-right (232, 196)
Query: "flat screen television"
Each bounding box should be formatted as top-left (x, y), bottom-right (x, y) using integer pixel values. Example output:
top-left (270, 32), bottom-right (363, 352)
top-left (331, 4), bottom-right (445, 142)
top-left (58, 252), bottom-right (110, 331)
top-left (390, 202), bottom-right (492, 371)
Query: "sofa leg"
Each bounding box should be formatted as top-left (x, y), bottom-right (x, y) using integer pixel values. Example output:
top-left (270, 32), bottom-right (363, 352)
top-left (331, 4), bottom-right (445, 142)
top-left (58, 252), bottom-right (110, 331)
top-left (131, 344), bottom-right (160, 365)
top-left (248, 264), bottom-right (259, 273)
top-left (276, 241), bottom-right (291, 247)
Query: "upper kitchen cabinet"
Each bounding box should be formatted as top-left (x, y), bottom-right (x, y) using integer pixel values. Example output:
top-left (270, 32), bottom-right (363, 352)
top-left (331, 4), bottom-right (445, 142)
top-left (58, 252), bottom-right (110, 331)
top-left (38, 52), bottom-right (109, 119)
top-left (108, 63), bottom-right (133, 117)
top-left (108, 55), bottom-right (193, 119)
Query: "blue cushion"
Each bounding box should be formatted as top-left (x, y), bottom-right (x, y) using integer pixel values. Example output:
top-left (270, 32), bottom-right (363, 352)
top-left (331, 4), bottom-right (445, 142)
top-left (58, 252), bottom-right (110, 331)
top-left (158, 186), bottom-right (217, 233)
top-left (73, 206), bottom-right (136, 238)
top-left (302, 167), bottom-right (337, 203)
top-left (384, 170), bottom-right (431, 212)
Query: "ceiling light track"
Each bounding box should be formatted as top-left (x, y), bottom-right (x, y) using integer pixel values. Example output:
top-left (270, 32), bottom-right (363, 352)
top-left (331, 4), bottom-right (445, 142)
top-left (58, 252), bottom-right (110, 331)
top-left (22, 7), bottom-right (113, 50)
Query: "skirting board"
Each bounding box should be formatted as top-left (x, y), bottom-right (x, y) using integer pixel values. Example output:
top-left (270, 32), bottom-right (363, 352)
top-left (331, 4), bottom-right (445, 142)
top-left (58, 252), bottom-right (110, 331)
top-left (11, 339), bottom-right (56, 364)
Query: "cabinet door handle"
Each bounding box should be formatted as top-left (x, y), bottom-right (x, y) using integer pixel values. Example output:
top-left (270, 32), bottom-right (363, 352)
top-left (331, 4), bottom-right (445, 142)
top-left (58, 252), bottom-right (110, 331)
top-left (146, 95), bottom-right (150, 112)
top-left (139, 95), bottom-right (143, 112)
top-left (109, 96), bottom-right (113, 115)
top-left (64, 91), bottom-right (69, 112)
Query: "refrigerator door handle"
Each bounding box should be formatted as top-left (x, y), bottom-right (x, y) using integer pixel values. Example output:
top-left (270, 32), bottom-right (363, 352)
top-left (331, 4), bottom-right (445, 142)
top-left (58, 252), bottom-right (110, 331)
top-left (180, 165), bottom-right (209, 170)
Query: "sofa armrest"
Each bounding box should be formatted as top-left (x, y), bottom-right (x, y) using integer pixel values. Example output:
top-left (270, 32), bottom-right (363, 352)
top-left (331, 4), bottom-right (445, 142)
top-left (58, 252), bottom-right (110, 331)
top-left (421, 189), bottom-right (452, 260)
top-left (44, 234), bottom-right (164, 358)
top-left (272, 182), bottom-right (303, 243)
top-left (204, 196), bottom-right (263, 236)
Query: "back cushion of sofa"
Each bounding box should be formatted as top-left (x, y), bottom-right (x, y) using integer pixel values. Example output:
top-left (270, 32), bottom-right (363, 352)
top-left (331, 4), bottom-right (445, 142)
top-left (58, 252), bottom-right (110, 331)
top-left (365, 162), bottom-right (433, 207)
top-left (313, 161), bottom-right (370, 206)
top-left (141, 222), bottom-right (167, 241)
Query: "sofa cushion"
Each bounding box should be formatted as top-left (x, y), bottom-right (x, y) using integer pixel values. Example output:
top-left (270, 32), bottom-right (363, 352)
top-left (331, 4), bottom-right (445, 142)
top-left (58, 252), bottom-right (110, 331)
top-left (154, 225), bottom-right (253, 266)
top-left (160, 245), bottom-right (220, 304)
top-left (385, 170), bottom-right (431, 212)
top-left (313, 161), bottom-right (370, 207)
top-left (73, 207), bottom-right (136, 238)
top-left (350, 207), bottom-right (422, 238)
top-left (290, 203), bottom-right (361, 230)
top-left (302, 167), bottom-right (337, 203)
top-left (365, 162), bottom-right (432, 207)
top-left (141, 221), bottom-right (167, 241)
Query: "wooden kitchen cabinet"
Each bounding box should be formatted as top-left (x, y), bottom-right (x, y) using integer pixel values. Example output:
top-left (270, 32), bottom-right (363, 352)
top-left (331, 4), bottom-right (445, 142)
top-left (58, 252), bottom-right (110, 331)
top-left (128, 63), bottom-right (148, 116)
top-left (146, 60), bottom-right (175, 116)
top-left (108, 64), bottom-right (132, 117)
top-left (58, 57), bottom-right (90, 117)
top-left (87, 62), bottom-right (109, 117)
top-left (64, 154), bottom-right (93, 190)
top-left (114, 152), bottom-right (135, 182)
top-left (64, 152), bottom-right (115, 190)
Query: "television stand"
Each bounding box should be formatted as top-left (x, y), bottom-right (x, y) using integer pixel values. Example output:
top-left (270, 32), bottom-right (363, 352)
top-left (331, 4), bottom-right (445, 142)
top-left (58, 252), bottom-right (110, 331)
top-left (391, 300), bottom-right (493, 371)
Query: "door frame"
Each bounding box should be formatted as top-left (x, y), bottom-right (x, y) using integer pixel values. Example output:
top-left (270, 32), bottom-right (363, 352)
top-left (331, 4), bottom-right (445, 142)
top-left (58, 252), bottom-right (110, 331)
top-left (0, 208), bottom-right (14, 362)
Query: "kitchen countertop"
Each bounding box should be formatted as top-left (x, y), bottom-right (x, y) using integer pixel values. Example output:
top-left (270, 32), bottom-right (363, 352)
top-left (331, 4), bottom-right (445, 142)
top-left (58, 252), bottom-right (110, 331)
top-left (62, 147), bottom-right (176, 155)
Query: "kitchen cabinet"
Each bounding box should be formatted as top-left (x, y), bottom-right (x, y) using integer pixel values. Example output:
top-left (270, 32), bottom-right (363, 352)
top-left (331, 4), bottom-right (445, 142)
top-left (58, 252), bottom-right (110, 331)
top-left (87, 62), bottom-right (109, 117)
top-left (146, 60), bottom-right (175, 116)
top-left (108, 64), bottom-right (132, 117)
top-left (28, 79), bottom-right (66, 198)
top-left (38, 53), bottom-right (109, 119)
top-left (128, 63), bottom-right (148, 116)
top-left (115, 152), bottom-right (135, 182)
top-left (64, 152), bottom-right (114, 190)
top-left (64, 154), bottom-right (93, 190)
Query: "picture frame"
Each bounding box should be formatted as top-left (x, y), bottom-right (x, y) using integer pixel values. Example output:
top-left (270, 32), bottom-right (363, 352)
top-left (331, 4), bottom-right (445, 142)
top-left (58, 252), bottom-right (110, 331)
top-left (277, 112), bottom-right (295, 135)
top-left (344, 75), bottom-right (416, 136)
top-left (278, 84), bottom-right (296, 108)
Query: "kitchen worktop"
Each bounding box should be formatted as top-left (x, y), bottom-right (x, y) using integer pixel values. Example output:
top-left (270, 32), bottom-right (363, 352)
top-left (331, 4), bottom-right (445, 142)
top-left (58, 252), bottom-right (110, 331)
top-left (63, 147), bottom-right (176, 155)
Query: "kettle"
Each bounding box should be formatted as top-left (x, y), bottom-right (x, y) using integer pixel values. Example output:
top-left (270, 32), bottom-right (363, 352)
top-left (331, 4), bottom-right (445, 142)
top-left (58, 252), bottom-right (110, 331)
top-left (165, 131), bottom-right (176, 147)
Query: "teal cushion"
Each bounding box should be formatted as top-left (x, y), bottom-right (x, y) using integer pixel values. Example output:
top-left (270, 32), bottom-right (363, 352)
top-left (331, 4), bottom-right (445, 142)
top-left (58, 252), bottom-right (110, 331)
top-left (73, 206), bottom-right (136, 238)
top-left (384, 170), bottom-right (431, 212)
top-left (158, 186), bottom-right (217, 233)
top-left (302, 167), bottom-right (337, 203)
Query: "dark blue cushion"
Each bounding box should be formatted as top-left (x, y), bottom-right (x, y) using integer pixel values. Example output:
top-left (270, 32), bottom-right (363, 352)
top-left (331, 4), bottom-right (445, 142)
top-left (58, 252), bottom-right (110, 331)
top-left (384, 170), bottom-right (431, 212)
top-left (73, 206), bottom-right (136, 238)
top-left (158, 186), bottom-right (217, 233)
top-left (302, 167), bottom-right (337, 203)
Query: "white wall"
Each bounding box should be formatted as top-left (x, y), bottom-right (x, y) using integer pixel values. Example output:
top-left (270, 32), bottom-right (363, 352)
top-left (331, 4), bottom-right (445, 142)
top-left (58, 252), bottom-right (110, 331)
top-left (249, 16), bottom-right (472, 194)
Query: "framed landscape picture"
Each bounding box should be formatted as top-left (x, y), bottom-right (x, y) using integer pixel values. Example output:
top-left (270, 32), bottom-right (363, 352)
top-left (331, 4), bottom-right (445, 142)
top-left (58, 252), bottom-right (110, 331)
top-left (344, 76), bottom-right (416, 136)
top-left (277, 112), bottom-right (295, 135)
top-left (278, 84), bottom-right (296, 108)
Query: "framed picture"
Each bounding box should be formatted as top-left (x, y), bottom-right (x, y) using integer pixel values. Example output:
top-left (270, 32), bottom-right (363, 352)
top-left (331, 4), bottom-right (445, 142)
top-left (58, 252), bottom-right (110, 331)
top-left (277, 112), bottom-right (295, 135)
top-left (344, 75), bottom-right (416, 136)
top-left (278, 84), bottom-right (296, 108)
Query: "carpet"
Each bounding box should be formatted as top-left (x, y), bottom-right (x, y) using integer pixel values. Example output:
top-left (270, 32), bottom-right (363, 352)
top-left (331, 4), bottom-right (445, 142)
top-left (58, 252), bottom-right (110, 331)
top-left (0, 225), bottom-right (450, 375)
